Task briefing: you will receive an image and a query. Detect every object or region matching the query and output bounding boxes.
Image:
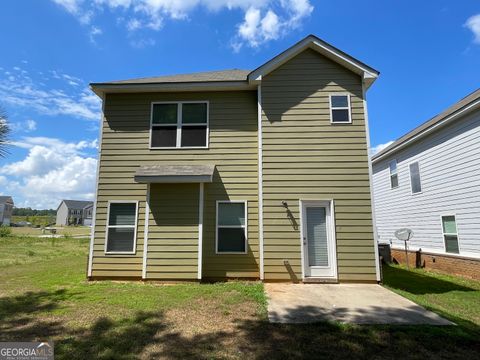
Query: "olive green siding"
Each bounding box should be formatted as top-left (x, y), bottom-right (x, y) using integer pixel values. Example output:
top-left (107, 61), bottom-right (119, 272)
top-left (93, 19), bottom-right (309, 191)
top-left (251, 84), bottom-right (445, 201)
top-left (261, 49), bottom-right (377, 281)
top-left (91, 91), bottom-right (260, 279)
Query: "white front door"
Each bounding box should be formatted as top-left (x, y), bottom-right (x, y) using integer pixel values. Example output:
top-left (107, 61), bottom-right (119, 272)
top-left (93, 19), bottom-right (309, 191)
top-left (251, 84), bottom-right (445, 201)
top-left (302, 201), bottom-right (337, 279)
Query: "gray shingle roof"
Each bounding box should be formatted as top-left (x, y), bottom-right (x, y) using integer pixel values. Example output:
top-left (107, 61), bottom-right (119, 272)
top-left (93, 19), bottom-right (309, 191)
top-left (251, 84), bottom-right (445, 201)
top-left (372, 88), bottom-right (480, 161)
top-left (62, 200), bottom-right (94, 210)
top-left (97, 69), bottom-right (250, 85)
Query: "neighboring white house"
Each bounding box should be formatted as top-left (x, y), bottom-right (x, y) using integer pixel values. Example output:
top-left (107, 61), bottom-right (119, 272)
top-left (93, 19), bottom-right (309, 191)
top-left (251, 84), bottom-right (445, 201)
top-left (0, 196), bottom-right (14, 226)
top-left (371, 89), bottom-right (480, 278)
top-left (56, 200), bottom-right (94, 226)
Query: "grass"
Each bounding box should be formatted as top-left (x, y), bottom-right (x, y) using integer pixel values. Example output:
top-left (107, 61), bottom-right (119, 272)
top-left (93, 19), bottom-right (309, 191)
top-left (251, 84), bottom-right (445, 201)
top-left (9, 226), bottom-right (91, 237)
top-left (0, 236), bottom-right (479, 359)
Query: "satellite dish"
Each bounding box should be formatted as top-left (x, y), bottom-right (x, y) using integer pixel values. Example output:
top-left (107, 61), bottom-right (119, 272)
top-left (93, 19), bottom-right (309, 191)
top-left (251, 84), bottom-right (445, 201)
top-left (395, 228), bottom-right (413, 241)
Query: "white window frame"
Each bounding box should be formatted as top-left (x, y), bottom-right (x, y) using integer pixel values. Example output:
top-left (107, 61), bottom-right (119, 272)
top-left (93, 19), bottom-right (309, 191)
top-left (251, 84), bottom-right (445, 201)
top-left (409, 161), bottom-right (422, 195)
top-left (389, 159), bottom-right (399, 189)
top-left (104, 200), bottom-right (139, 255)
top-left (215, 200), bottom-right (248, 255)
top-left (441, 214), bottom-right (460, 254)
top-left (149, 101), bottom-right (209, 149)
top-left (329, 93), bottom-right (352, 124)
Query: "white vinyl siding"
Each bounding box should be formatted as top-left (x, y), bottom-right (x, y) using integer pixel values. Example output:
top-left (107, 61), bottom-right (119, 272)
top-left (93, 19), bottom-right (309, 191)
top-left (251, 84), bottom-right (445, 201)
top-left (372, 109), bottom-right (480, 258)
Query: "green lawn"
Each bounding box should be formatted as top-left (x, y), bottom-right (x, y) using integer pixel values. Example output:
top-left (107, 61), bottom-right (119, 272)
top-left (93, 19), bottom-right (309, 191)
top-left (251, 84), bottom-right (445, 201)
top-left (0, 236), bottom-right (479, 359)
top-left (9, 226), bottom-right (91, 237)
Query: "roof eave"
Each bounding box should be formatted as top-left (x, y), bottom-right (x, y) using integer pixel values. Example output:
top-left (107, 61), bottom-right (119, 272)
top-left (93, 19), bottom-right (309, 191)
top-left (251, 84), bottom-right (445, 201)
top-left (372, 96), bottom-right (480, 163)
top-left (90, 81), bottom-right (254, 97)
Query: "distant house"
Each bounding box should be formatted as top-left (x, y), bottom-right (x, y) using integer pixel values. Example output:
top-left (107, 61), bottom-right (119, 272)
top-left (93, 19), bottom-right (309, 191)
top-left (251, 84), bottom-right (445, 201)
top-left (372, 89), bottom-right (480, 280)
top-left (0, 196), bottom-right (14, 226)
top-left (56, 200), bottom-right (94, 226)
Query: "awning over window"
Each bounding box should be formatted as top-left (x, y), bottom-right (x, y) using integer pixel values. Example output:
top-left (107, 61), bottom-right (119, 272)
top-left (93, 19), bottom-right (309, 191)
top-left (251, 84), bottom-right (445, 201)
top-left (134, 164), bottom-right (215, 183)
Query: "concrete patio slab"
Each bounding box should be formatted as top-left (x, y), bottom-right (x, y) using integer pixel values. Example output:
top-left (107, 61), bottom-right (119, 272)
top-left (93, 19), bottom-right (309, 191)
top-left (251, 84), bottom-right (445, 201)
top-left (265, 283), bottom-right (453, 325)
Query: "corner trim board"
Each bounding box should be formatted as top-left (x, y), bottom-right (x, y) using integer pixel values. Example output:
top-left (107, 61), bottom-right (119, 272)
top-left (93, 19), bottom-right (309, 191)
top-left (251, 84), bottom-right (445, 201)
top-left (257, 85), bottom-right (265, 280)
top-left (362, 81), bottom-right (381, 282)
top-left (87, 93), bottom-right (105, 277)
top-left (142, 184), bottom-right (151, 279)
top-left (198, 182), bottom-right (204, 280)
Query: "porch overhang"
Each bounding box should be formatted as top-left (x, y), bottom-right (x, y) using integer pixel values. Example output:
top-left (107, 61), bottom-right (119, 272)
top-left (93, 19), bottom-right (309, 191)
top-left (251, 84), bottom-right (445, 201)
top-left (134, 164), bottom-right (215, 184)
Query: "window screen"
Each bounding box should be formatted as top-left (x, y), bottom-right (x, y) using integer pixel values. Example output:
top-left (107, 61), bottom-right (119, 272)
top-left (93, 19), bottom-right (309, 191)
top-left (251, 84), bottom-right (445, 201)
top-left (409, 162), bottom-right (422, 194)
top-left (217, 202), bottom-right (247, 253)
top-left (330, 95), bottom-right (351, 123)
top-left (106, 202), bottom-right (137, 253)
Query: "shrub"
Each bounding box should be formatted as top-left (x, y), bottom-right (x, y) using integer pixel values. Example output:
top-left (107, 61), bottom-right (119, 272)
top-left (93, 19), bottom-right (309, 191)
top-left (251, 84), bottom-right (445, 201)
top-left (0, 225), bottom-right (12, 237)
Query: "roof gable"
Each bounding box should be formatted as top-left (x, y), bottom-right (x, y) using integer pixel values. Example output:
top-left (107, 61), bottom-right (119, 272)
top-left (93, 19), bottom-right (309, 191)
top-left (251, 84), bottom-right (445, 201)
top-left (248, 35), bottom-right (379, 88)
top-left (61, 200), bottom-right (94, 210)
top-left (0, 196), bottom-right (13, 204)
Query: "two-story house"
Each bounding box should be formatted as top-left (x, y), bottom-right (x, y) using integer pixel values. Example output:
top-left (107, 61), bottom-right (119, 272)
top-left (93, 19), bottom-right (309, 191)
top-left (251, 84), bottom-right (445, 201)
top-left (87, 35), bottom-right (380, 283)
top-left (372, 89), bottom-right (480, 280)
top-left (56, 200), bottom-right (94, 226)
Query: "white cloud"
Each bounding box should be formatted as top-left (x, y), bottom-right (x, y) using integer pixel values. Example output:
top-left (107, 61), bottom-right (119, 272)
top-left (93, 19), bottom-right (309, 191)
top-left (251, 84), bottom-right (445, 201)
top-left (465, 14), bottom-right (480, 44)
top-left (1, 136), bottom-right (97, 208)
top-left (10, 119), bottom-right (37, 133)
top-left (370, 141), bottom-right (394, 156)
top-left (51, 0), bottom-right (314, 49)
top-left (0, 67), bottom-right (100, 121)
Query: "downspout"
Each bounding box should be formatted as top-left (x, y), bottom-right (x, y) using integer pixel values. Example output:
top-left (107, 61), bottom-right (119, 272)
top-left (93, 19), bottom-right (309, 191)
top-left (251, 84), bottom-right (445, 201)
top-left (87, 92), bottom-right (105, 279)
top-left (142, 184), bottom-right (151, 280)
top-left (362, 80), bottom-right (382, 282)
top-left (257, 85), bottom-right (265, 280)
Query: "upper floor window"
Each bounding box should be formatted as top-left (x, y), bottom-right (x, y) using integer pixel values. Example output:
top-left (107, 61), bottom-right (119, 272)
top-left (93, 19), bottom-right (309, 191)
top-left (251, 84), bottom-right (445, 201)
top-left (150, 102), bottom-right (208, 148)
top-left (409, 161), bottom-right (422, 194)
top-left (389, 160), bottom-right (399, 189)
top-left (329, 94), bottom-right (352, 124)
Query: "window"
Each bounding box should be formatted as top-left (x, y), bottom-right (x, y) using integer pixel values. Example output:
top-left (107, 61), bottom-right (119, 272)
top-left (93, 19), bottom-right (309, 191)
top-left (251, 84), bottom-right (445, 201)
top-left (150, 102), bottom-right (208, 148)
top-left (329, 94), bottom-right (351, 123)
top-left (105, 202), bottom-right (138, 254)
top-left (442, 215), bottom-right (459, 254)
top-left (216, 201), bottom-right (247, 254)
top-left (409, 162), bottom-right (422, 194)
top-left (389, 160), bottom-right (399, 189)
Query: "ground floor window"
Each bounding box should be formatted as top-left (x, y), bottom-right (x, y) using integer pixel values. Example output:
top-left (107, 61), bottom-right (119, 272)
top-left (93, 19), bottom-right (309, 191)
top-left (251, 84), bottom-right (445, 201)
top-left (216, 201), bottom-right (247, 254)
top-left (105, 201), bottom-right (138, 254)
top-left (441, 215), bottom-right (459, 254)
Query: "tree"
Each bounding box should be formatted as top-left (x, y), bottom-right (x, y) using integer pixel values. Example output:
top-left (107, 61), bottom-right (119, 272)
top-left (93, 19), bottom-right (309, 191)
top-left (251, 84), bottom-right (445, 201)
top-left (0, 106), bottom-right (10, 158)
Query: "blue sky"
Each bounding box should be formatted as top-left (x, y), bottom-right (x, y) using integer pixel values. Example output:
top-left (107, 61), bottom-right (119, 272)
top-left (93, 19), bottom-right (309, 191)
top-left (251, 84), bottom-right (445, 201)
top-left (0, 0), bottom-right (479, 209)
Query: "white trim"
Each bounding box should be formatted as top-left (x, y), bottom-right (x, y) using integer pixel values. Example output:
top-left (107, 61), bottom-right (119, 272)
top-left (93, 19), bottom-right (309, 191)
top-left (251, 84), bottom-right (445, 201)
top-left (440, 214), bottom-right (460, 254)
top-left (149, 101), bottom-right (209, 150)
top-left (215, 200), bottom-right (248, 254)
top-left (372, 98), bottom-right (480, 162)
top-left (362, 81), bottom-right (381, 282)
top-left (329, 93), bottom-right (352, 124)
top-left (104, 200), bottom-right (139, 255)
top-left (388, 159), bottom-right (399, 189)
top-left (409, 161), bottom-right (423, 195)
top-left (300, 199), bottom-right (338, 280)
top-left (198, 182), bottom-right (204, 280)
top-left (257, 85), bottom-right (265, 280)
top-left (142, 185), bottom-right (150, 279)
top-left (87, 93), bottom-right (105, 277)
top-left (298, 200), bottom-right (305, 281)
top-left (389, 245), bottom-right (480, 260)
